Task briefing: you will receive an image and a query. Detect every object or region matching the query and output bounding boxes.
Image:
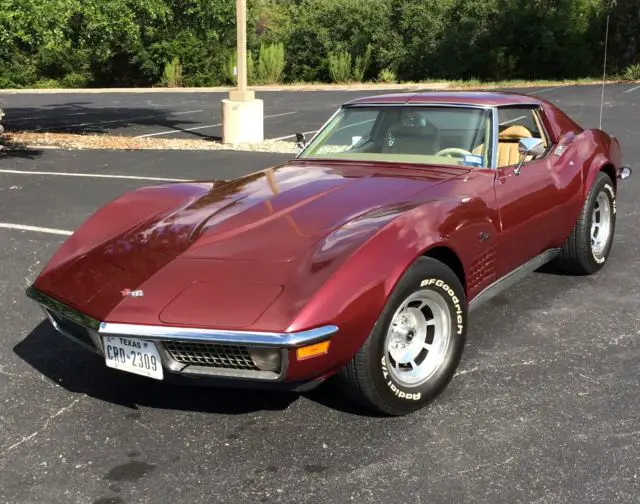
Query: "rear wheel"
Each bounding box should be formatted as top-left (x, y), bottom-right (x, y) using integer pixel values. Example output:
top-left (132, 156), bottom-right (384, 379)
top-left (555, 172), bottom-right (616, 275)
top-left (338, 257), bottom-right (468, 416)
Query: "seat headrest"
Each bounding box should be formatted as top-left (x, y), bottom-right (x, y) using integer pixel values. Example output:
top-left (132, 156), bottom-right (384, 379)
top-left (388, 122), bottom-right (438, 139)
top-left (499, 125), bottom-right (533, 141)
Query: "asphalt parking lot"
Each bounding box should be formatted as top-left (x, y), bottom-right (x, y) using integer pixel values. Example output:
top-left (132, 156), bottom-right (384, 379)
top-left (4, 82), bottom-right (636, 142)
top-left (0, 88), bottom-right (404, 141)
top-left (1, 83), bottom-right (639, 504)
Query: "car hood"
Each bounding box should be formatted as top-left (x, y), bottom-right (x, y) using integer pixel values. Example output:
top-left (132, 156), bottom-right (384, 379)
top-left (33, 160), bottom-right (468, 329)
top-left (123, 161), bottom-right (465, 262)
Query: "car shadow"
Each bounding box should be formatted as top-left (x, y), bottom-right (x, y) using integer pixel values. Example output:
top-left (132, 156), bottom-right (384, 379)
top-left (0, 142), bottom-right (45, 160)
top-left (13, 320), bottom-right (377, 417)
top-left (2, 104), bottom-right (216, 139)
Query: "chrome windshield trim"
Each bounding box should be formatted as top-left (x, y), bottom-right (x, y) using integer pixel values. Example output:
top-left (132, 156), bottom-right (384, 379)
top-left (295, 106), bottom-right (341, 158)
top-left (98, 322), bottom-right (339, 348)
top-left (491, 107), bottom-right (499, 170)
top-left (343, 102), bottom-right (495, 110)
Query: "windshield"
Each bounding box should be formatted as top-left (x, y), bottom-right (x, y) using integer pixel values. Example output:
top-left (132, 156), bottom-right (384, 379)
top-left (299, 105), bottom-right (493, 168)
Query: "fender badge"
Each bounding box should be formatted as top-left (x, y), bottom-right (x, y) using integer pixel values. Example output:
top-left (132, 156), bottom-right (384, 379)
top-left (121, 288), bottom-right (144, 298)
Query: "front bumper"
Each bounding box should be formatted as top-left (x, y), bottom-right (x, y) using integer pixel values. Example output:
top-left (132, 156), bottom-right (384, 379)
top-left (26, 286), bottom-right (338, 384)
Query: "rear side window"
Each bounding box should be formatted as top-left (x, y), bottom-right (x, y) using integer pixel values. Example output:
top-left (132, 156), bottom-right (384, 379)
top-left (497, 107), bottom-right (546, 141)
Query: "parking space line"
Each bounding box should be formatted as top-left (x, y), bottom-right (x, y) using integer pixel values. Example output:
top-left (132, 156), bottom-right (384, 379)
top-left (0, 169), bottom-right (189, 182)
top-left (623, 84), bottom-right (640, 94)
top-left (527, 84), bottom-right (573, 95)
top-left (32, 110), bottom-right (204, 131)
top-left (136, 122), bottom-right (222, 138)
top-left (137, 111), bottom-right (297, 138)
top-left (7, 111), bottom-right (99, 123)
top-left (0, 223), bottom-right (72, 236)
top-left (500, 115), bottom-right (527, 126)
top-left (269, 130), bottom-right (318, 141)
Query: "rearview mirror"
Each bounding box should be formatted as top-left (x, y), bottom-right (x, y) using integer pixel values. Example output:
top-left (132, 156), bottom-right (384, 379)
top-left (514, 138), bottom-right (545, 175)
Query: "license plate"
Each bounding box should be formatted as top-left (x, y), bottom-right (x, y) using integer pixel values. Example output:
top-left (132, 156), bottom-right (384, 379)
top-left (103, 336), bottom-right (163, 380)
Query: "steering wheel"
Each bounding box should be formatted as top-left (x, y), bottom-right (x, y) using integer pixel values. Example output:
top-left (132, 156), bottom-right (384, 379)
top-left (435, 147), bottom-right (474, 159)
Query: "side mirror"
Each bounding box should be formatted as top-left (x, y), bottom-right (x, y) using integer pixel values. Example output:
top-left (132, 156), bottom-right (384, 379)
top-left (514, 138), bottom-right (545, 175)
top-left (295, 132), bottom-right (307, 154)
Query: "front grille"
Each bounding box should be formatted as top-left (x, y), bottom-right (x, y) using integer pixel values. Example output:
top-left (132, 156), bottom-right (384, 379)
top-left (49, 311), bottom-right (97, 349)
top-left (163, 341), bottom-right (259, 370)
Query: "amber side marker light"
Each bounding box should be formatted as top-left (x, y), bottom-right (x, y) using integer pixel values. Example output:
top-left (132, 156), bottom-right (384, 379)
top-left (296, 341), bottom-right (331, 361)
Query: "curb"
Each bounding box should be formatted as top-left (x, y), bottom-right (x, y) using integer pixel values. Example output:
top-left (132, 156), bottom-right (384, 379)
top-left (0, 83), bottom-right (451, 94)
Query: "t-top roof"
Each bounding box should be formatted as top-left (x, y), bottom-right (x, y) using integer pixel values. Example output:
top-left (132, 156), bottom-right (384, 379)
top-left (344, 91), bottom-right (544, 108)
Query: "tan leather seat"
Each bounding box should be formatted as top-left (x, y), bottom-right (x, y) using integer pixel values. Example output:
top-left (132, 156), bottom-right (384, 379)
top-left (496, 125), bottom-right (532, 166)
top-left (473, 125), bottom-right (533, 167)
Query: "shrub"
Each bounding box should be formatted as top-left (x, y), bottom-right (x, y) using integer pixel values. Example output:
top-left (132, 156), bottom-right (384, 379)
top-left (352, 44), bottom-right (372, 82)
top-left (224, 51), bottom-right (255, 85)
top-left (328, 49), bottom-right (352, 83)
top-left (256, 42), bottom-right (286, 83)
top-left (622, 63), bottom-right (640, 81)
top-left (61, 73), bottom-right (89, 88)
top-left (378, 68), bottom-right (397, 83)
top-left (163, 57), bottom-right (183, 87)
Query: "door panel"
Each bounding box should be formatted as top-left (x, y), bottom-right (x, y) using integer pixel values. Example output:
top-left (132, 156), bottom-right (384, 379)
top-left (493, 106), bottom-right (582, 278)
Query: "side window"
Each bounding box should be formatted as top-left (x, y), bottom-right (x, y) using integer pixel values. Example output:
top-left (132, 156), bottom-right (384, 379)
top-left (496, 107), bottom-right (550, 168)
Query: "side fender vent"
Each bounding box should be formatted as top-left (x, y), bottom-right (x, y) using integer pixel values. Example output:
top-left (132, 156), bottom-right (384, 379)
top-left (468, 247), bottom-right (497, 293)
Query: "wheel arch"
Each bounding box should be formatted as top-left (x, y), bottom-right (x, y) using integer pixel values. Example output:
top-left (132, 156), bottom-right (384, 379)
top-left (584, 160), bottom-right (618, 202)
top-left (599, 163), bottom-right (617, 191)
top-left (580, 130), bottom-right (622, 197)
top-left (421, 245), bottom-right (466, 297)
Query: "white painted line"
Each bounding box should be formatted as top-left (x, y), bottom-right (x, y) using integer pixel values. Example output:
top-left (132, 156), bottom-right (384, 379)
top-left (6, 114), bottom-right (50, 122)
top-left (137, 111), bottom-right (297, 138)
top-left (269, 130), bottom-right (318, 141)
top-left (500, 115), bottom-right (527, 126)
top-left (136, 122), bottom-right (221, 138)
top-left (336, 118), bottom-right (376, 132)
top-left (623, 84), bottom-right (640, 94)
top-left (8, 111), bottom-right (97, 122)
top-left (25, 145), bottom-right (61, 150)
top-left (33, 110), bottom-right (204, 131)
top-left (0, 169), bottom-right (188, 182)
top-left (267, 117), bottom-right (374, 142)
top-left (0, 223), bottom-right (72, 236)
top-left (527, 84), bottom-right (573, 95)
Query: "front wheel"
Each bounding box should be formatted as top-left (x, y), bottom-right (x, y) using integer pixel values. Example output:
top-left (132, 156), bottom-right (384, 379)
top-left (338, 257), bottom-right (468, 416)
top-left (555, 172), bottom-right (617, 275)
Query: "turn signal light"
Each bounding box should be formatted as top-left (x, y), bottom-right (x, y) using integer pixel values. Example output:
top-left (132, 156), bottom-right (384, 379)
top-left (296, 341), bottom-right (331, 361)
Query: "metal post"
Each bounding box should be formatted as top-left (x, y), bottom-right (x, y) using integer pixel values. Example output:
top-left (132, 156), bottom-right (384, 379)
top-left (230, 0), bottom-right (253, 102)
top-left (237, 0), bottom-right (247, 95)
top-left (222, 0), bottom-right (262, 143)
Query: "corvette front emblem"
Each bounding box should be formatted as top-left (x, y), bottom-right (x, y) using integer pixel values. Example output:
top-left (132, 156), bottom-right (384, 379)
top-left (121, 288), bottom-right (144, 298)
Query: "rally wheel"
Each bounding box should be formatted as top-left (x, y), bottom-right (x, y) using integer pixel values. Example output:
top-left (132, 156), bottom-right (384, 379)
top-left (556, 172), bottom-right (617, 275)
top-left (338, 256), bottom-right (468, 416)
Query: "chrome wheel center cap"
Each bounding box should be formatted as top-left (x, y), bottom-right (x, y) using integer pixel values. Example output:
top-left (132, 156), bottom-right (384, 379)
top-left (389, 312), bottom-right (420, 358)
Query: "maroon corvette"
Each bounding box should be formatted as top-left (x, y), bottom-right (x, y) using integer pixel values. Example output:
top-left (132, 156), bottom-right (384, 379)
top-left (27, 91), bottom-right (632, 415)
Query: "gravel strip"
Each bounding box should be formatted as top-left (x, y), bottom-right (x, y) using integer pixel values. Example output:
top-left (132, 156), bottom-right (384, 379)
top-left (1, 132), bottom-right (299, 154)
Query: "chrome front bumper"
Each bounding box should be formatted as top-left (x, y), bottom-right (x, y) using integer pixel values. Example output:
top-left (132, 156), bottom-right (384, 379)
top-left (26, 286), bottom-right (338, 382)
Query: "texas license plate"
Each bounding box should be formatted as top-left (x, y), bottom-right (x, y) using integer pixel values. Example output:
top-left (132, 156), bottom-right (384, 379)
top-left (103, 336), bottom-right (164, 380)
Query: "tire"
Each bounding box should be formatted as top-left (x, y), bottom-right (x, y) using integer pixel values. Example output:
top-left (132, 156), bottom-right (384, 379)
top-left (338, 256), bottom-right (468, 416)
top-left (555, 172), bottom-right (617, 275)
